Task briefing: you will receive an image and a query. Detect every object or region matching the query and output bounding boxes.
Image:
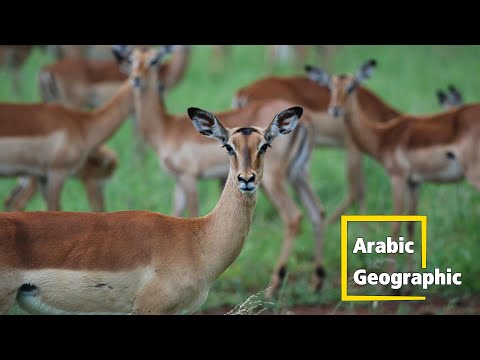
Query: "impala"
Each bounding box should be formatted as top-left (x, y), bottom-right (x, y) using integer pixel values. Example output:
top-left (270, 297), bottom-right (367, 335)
top-left (4, 145), bottom-right (117, 212)
top-left (39, 45), bottom-right (190, 109)
top-left (0, 106), bottom-right (301, 315)
top-left (0, 77), bottom-right (133, 211)
top-left (308, 59), bottom-right (480, 273)
top-left (234, 61), bottom-right (401, 224)
top-left (119, 45), bottom-right (326, 297)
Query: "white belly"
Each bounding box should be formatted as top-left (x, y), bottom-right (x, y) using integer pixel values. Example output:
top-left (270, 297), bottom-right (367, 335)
top-left (17, 268), bottom-right (153, 315)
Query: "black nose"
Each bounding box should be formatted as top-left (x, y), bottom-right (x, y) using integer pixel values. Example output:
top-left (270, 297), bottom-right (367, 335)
top-left (329, 106), bottom-right (342, 117)
top-left (238, 174), bottom-right (255, 184)
top-left (133, 77), bottom-right (141, 88)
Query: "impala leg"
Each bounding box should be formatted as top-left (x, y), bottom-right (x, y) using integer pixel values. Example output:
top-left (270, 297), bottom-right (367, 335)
top-left (83, 178), bottom-right (106, 212)
top-left (172, 183), bottom-right (188, 218)
top-left (262, 176), bottom-right (303, 299)
top-left (291, 171), bottom-right (326, 292)
top-left (40, 172), bottom-right (68, 211)
top-left (4, 177), bottom-right (38, 211)
top-left (389, 175), bottom-right (407, 274)
top-left (406, 181), bottom-right (420, 273)
top-left (173, 175), bottom-right (199, 218)
top-left (327, 142), bottom-right (366, 224)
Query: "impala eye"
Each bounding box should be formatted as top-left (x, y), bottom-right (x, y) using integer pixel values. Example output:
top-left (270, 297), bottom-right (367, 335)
top-left (259, 143), bottom-right (271, 154)
top-left (223, 144), bottom-right (236, 155)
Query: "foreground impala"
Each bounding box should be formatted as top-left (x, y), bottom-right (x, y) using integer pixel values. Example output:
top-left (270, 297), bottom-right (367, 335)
top-left (122, 45), bottom-right (326, 297)
top-left (0, 106), bottom-right (301, 315)
top-left (308, 60), bottom-right (480, 272)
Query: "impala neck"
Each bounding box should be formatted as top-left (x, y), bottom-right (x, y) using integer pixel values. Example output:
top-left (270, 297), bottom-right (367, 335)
top-left (161, 45), bottom-right (191, 89)
top-left (134, 74), bottom-right (169, 150)
top-left (202, 171), bottom-right (257, 283)
top-left (83, 80), bottom-right (134, 150)
top-left (344, 93), bottom-right (386, 160)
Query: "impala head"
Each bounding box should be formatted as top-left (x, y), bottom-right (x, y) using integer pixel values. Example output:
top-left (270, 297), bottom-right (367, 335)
top-left (188, 107), bottom-right (303, 194)
top-left (437, 85), bottom-right (464, 110)
top-left (305, 59), bottom-right (377, 117)
top-left (112, 45), bottom-right (176, 91)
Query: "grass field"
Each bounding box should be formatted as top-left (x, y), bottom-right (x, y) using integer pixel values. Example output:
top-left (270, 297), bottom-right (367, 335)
top-left (2, 45), bottom-right (480, 315)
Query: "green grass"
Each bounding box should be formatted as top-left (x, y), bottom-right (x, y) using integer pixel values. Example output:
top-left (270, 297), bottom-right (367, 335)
top-left (2, 45), bottom-right (480, 314)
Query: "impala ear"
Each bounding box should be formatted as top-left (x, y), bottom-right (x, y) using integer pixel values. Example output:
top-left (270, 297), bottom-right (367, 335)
top-left (355, 59), bottom-right (377, 82)
top-left (188, 107), bottom-right (229, 145)
top-left (448, 85), bottom-right (463, 106)
top-left (305, 65), bottom-right (331, 86)
top-left (149, 45), bottom-right (177, 67)
top-left (437, 89), bottom-right (448, 106)
top-left (112, 45), bottom-right (132, 64)
top-left (264, 107), bottom-right (303, 144)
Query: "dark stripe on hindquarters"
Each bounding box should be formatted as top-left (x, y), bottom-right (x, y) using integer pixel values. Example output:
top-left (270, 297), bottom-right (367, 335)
top-left (287, 124), bottom-right (310, 180)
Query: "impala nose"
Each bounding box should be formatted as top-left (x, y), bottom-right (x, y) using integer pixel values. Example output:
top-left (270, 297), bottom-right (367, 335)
top-left (133, 77), bottom-right (142, 88)
top-left (237, 174), bottom-right (257, 193)
top-left (328, 106), bottom-right (344, 117)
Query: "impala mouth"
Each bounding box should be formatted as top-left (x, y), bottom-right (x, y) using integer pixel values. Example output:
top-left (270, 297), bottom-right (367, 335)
top-left (328, 106), bottom-right (345, 118)
top-left (238, 183), bottom-right (257, 194)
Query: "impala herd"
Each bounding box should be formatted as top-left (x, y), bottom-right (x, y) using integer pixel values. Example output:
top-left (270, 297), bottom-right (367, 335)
top-left (0, 45), bottom-right (471, 315)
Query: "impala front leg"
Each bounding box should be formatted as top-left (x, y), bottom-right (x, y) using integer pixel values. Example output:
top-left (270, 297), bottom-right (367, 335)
top-left (4, 177), bottom-right (38, 211)
top-left (40, 171), bottom-right (68, 211)
top-left (173, 175), bottom-right (199, 218)
top-left (406, 181), bottom-right (420, 273)
top-left (83, 178), bottom-right (106, 212)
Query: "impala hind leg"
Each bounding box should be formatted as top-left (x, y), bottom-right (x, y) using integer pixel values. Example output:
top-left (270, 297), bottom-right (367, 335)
top-left (4, 177), bottom-right (38, 211)
top-left (389, 176), bottom-right (407, 275)
top-left (327, 143), bottom-right (366, 224)
top-left (39, 171), bottom-right (68, 211)
top-left (291, 172), bottom-right (326, 292)
top-left (262, 176), bottom-right (303, 299)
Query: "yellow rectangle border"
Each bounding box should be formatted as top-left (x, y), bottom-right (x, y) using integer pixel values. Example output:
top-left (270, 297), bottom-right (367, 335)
top-left (341, 215), bottom-right (427, 302)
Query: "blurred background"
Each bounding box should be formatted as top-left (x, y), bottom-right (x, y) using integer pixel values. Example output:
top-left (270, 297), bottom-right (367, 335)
top-left (2, 45), bottom-right (480, 315)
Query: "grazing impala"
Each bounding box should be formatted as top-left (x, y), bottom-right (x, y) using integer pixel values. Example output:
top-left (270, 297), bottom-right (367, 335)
top-left (39, 45), bottom-right (190, 109)
top-left (234, 63), bottom-right (401, 224)
top-left (0, 77), bottom-right (133, 211)
top-left (4, 145), bottom-right (118, 212)
top-left (437, 85), bottom-right (464, 110)
top-left (119, 45), bottom-right (326, 297)
top-left (0, 106), bottom-right (301, 315)
top-left (308, 59), bottom-right (480, 273)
